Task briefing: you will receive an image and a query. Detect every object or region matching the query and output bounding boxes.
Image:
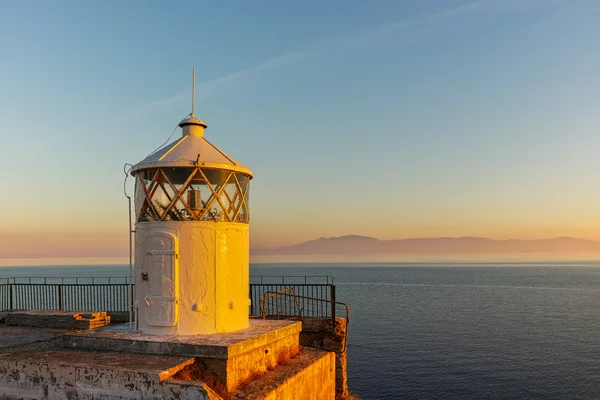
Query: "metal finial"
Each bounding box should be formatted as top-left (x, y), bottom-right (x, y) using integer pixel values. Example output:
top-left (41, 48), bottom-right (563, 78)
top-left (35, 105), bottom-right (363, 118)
top-left (191, 67), bottom-right (196, 118)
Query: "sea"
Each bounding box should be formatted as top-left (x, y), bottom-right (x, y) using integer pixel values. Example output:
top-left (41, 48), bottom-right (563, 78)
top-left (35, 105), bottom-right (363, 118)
top-left (2, 261), bottom-right (600, 400)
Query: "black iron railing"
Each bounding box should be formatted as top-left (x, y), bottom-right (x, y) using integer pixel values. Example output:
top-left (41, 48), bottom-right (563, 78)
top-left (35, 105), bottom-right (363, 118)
top-left (0, 284), bottom-right (10, 312)
top-left (250, 276), bottom-right (334, 285)
top-left (0, 276), bottom-right (341, 323)
top-left (0, 281), bottom-right (132, 313)
top-left (0, 277), bottom-right (131, 285)
top-left (249, 276), bottom-right (339, 323)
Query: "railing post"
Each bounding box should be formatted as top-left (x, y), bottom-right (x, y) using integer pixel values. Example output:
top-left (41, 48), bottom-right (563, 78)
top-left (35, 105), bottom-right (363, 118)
top-left (9, 284), bottom-right (13, 310)
top-left (130, 283), bottom-right (134, 314)
top-left (249, 284), bottom-right (254, 315)
top-left (58, 285), bottom-right (63, 310)
top-left (331, 285), bottom-right (336, 325)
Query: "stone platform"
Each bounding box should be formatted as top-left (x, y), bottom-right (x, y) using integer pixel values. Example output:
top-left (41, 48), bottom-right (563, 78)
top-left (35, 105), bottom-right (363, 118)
top-left (0, 321), bottom-right (336, 399)
top-left (62, 320), bottom-right (303, 391)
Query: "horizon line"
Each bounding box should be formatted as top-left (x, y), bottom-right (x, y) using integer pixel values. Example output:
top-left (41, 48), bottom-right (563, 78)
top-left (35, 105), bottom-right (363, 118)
top-left (254, 234), bottom-right (600, 250)
top-left (2, 235), bottom-right (600, 261)
top-left (2, 257), bottom-right (600, 269)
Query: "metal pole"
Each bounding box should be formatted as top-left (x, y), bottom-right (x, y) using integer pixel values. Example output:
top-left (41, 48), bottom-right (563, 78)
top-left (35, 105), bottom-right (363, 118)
top-left (331, 285), bottom-right (336, 325)
top-left (124, 163), bottom-right (135, 330)
top-left (249, 284), bottom-right (253, 315)
top-left (191, 67), bottom-right (196, 117)
top-left (58, 285), bottom-right (63, 311)
top-left (128, 195), bottom-right (133, 329)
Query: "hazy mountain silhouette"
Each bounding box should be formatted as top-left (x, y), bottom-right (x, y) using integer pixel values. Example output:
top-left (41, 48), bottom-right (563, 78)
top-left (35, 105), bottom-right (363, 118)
top-left (253, 235), bottom-right (600, 256)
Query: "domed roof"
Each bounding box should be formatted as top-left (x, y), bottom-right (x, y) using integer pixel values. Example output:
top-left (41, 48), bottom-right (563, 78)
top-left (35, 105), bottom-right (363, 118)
top-left (131, 116), bottom-right (253, 177)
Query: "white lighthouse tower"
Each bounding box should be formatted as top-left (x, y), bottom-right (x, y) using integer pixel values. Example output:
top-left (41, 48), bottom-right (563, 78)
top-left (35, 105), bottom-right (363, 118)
top-left (130, 77), bottom-right (252, 335)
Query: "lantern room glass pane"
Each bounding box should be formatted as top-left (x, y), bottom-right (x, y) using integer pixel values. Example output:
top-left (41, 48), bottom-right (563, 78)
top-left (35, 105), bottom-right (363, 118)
top-left (236, 203), bottom-right (249, 223)
top-left (201, 169), bottom-right (230, 186)
top-left (160, 167), bottom-right (196, 184)
top-left (135, 167), bottom-right (250, 223)
top-left (236, 174), bottom-right (249, 194)
top-left (135, 169), bottom-right (159, 222)
top-left (235, 173), bottom-right (250, 222)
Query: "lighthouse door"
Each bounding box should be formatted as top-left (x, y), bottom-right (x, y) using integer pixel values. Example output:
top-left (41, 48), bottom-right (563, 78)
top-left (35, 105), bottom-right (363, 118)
top-left (142, 233), bottom-right (178, 327)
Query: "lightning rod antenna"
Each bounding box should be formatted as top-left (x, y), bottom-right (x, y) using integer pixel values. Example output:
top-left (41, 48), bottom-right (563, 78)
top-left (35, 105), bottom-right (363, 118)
top-left (191, 67), bottom-right (195, 118)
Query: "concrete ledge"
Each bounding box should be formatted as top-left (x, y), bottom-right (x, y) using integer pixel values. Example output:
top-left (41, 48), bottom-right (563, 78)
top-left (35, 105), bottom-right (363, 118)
top-left (62, 319), bottom-right (302, 359)
top-left (62, 320), bottom-right (302, 392)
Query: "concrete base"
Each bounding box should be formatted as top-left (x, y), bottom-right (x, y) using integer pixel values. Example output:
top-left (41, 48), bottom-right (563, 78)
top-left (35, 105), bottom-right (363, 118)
top-left (62, 320), bottom-right (302, 391)
top-left (0, 320), bottom-right (336, 399)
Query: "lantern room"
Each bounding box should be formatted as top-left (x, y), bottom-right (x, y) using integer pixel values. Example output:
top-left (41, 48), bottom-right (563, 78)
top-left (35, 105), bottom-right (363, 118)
top-left (131, 115), bottom-right (253, 336)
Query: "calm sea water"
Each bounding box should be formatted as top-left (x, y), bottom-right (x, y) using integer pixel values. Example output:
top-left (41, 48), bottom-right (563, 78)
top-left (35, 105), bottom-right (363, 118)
top-left (2, 262), bottom-right (600, 399)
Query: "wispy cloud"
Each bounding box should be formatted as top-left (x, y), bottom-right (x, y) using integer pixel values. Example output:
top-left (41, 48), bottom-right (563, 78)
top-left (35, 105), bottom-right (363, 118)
top-left (131, 51), bottom-right (303, 116)
top-left (339, 0), bottom-right (563, 49)
top-left (131, 0), bottom-right (561, 115)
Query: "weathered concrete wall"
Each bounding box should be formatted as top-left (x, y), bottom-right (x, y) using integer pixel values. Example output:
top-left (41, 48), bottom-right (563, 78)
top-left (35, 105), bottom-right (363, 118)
top-left (198, 331), bottom-right (300, 391)
top-left (299, 317), bottom-right (349, 399)
top-left (0, 350), bottom-right (216, 400)
top-left (261, 349), bottom-right (335, 400)
top-left (233, 347), bottom-right (335, 400)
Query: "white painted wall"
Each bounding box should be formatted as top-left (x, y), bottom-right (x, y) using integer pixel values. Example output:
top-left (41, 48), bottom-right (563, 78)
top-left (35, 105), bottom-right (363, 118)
top-left (135, 221), bottom-right (250, 335)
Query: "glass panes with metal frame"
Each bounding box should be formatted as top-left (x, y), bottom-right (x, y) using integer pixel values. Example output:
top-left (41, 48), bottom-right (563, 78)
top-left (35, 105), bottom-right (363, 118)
top-left (134, 167), bottom-right (250, 223)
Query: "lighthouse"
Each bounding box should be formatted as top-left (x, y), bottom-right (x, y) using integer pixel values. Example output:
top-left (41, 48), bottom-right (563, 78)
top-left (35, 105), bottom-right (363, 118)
top-left (130, 80), bottom-right (252, 335)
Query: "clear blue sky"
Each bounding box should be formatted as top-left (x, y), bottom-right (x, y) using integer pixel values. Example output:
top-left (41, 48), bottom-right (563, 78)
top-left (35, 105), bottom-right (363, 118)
top-left (1, 0), bottom-right (599, 262)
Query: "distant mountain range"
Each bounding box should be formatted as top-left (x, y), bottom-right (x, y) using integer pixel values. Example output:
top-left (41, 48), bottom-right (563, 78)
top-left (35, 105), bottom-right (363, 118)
top-left (253, 235), bottom-right (600, 256)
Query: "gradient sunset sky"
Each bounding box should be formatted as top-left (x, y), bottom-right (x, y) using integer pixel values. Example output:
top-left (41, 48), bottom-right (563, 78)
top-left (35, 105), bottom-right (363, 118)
top-left (1, 0), bottom-right (599, 264)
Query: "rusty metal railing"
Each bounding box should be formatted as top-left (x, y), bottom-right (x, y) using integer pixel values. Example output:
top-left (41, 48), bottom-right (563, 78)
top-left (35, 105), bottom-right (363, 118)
top-left (258, 288), bottom-right (350, 325)
top-left (249, 279), bottom-right (336, 321)
top-left (259, 287), bottom-right (304, 321)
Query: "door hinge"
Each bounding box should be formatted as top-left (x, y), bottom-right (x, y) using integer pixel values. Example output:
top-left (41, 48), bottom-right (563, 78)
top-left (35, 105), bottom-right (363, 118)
top-left (146, 250), bottom-right (176, 256)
